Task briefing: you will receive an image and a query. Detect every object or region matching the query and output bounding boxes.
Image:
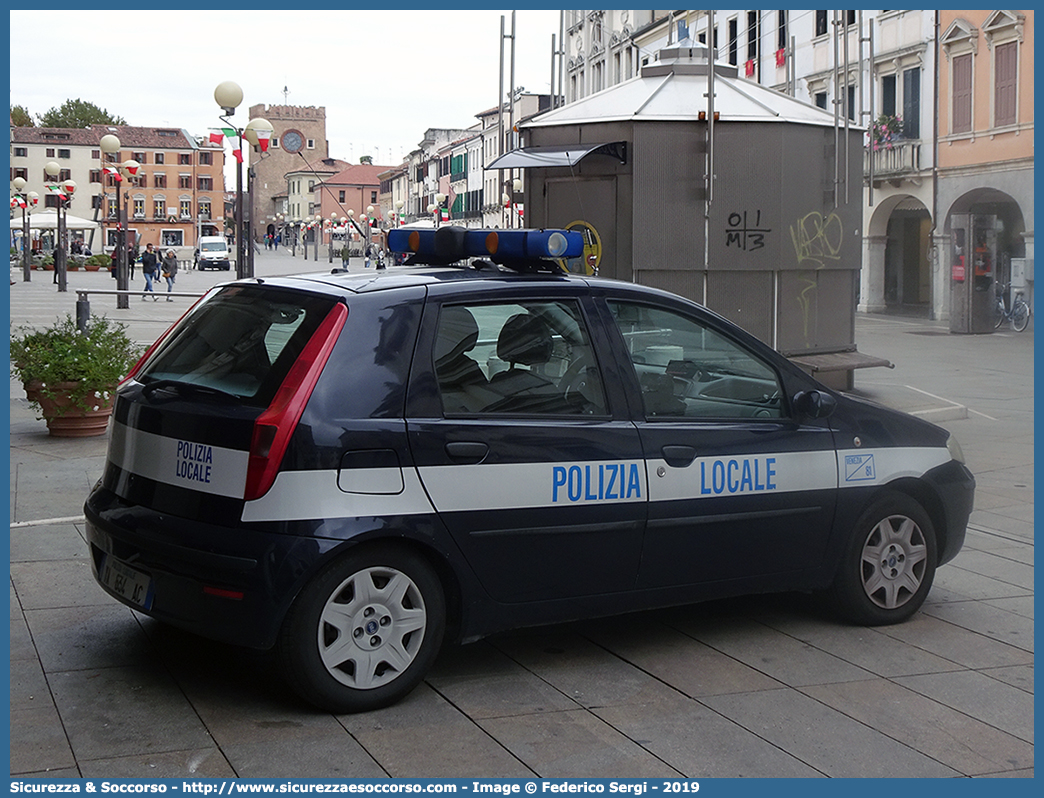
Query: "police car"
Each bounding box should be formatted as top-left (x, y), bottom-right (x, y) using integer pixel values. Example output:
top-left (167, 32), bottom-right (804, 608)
top-left (85, 226), bottom-right (975, 713)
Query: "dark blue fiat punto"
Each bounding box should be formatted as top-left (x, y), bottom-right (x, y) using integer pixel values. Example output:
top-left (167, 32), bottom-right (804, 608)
top-left (85, 227), bottom-right (974, 712)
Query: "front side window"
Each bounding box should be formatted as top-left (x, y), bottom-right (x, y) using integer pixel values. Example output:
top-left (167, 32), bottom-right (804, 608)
top-left (608, 301), bottom-right (783, 420)
top-left (433, 300), bottom-right (607, 416)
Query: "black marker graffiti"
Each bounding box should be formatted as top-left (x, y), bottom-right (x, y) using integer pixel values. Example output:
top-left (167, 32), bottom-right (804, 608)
top-left (726, 211), bottom-right (771, 251)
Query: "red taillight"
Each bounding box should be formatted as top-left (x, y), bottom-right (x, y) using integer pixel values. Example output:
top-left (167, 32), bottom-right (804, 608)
top-left (243, 302), bottom-right (347, 501)
top-left (203, 586), bottom-right (244, 600)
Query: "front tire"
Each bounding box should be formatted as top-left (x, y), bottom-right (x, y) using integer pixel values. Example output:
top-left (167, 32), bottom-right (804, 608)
top-left (278, 545), bottom-right (445, 713)
top-left (1012, 301), bottom-right (1030, 332)
top-left (827, 492), bottom-right (937, 625)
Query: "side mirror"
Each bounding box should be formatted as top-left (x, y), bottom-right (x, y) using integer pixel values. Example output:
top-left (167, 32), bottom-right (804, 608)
top-left (793, 389), bottom-right (837, 419)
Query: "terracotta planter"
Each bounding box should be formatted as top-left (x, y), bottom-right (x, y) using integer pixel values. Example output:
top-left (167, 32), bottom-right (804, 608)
top-left (84, 263), bottom-right (101, 272)
top-left (22, 379), bottom-right (42, 405)
top-left (34, 381), bottom-right (115, 437)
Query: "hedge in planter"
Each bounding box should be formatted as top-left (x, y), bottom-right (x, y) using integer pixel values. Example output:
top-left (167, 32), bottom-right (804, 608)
top-left (10, 313), bottom-right (143, 437)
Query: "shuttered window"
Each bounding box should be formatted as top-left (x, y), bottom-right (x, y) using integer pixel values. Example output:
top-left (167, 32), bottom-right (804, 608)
top-left (994, 41), bottom-right (1017, 127)
top-left (952, 54), bottom-right (972, 133)
top-left (902, 68), bottom-right (921, 139)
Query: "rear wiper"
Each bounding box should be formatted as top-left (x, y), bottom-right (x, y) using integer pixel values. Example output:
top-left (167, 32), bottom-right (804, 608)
top-left (141, 379), bottom-right (240, 402)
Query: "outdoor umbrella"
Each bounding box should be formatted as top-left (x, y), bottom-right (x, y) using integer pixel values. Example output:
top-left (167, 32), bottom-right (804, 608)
top-left (9, 210), bottom-right (100, 230)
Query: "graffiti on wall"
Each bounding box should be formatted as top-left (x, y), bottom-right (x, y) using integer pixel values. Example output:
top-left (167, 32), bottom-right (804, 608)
top-left (789, 211), bottom-right (843, 268)
top-left (725, 210), bottom-right (771, 251)
top-left (789, 211), bottom-right (844, 342)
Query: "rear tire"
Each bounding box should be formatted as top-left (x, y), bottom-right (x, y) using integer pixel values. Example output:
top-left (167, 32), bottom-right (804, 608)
top-left (993, 299), bottom-right (1006, 329)
top-left (278, 544), bottom-right (445, 713)
top-left (827, 491), bottom-right (937, 626)
top-left (1012, 301), bottom-right (1030, 332)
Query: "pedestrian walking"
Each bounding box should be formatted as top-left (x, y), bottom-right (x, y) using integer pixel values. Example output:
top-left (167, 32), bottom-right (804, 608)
top-left (140, 243), bottom-right (158, 299)
top-left (161, 249), bottom-right (179, 300)
top-left (128, 243), bottom-right (139, 280)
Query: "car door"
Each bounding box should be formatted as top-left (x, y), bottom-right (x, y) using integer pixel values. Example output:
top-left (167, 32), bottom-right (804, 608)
top-left (407, 284), bottom-right (647, 604)
top-left (600, 294), bottom-right (839, 589)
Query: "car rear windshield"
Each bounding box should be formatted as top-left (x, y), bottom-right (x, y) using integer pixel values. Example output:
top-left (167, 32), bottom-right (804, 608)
top-left (137, 285), bottom-right (339, 407)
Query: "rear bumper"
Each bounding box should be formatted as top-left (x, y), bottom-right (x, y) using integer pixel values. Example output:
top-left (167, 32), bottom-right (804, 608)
top-left (84, 488), bottom-right (336, 650)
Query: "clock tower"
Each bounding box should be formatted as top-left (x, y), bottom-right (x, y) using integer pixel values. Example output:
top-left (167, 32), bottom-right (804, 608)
top-left (247, 103), bottom-right (329, 240)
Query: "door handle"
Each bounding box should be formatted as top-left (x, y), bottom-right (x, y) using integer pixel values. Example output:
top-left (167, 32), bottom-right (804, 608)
top-left (661, 445), bottom-right (697, 468)
top-left (445, 441), bottom-right (489, 463)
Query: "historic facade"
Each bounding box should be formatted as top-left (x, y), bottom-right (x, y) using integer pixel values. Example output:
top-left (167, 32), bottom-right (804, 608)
top-left (247, 104), bottom-right (329, 239)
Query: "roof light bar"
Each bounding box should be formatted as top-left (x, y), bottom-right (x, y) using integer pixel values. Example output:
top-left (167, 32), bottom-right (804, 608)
top-left (387, 226), bottom-right (583, 265)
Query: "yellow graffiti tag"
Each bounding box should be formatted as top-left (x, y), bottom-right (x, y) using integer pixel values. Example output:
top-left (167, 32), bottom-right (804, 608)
top-left (790, 211), bottom-right (844, 268)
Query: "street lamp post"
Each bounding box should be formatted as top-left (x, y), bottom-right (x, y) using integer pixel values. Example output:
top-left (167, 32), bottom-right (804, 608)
top-left (11, 176), bottom-right (38, 282)
top-left (214, 80), bottom-right (255, 279)
top-left (44, 161), bottom-right (76, 293)
top-left (328, 213), bottom-right (339, 263)
top-left (100, 134), bottom-right (134, 309)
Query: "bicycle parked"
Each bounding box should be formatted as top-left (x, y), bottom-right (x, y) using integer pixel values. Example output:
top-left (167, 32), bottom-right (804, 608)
top-left (993, 281), bottom-right (1031, 331)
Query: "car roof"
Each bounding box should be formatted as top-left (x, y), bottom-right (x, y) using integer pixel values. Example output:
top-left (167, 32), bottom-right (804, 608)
top-left (241, 264), bottom-right (617, 297)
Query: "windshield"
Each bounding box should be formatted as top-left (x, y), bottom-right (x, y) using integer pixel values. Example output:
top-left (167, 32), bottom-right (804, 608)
top-left (201, 242), bottom-right (226, 252)
top-left (137, 285), bottom-right (338, 407)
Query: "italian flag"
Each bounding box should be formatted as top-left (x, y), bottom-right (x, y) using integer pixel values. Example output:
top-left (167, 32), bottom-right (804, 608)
top-left (215, 128), bottom-right (242, 162)
top-left (47, 184), bottom-right (66, 200)
top-left (439, 208), bottom-right (449, 222)
top-left (255, 128), bottom-right (271, 153)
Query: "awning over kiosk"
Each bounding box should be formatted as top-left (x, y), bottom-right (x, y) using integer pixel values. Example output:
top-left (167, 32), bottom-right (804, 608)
top-left (485, 141), bottom-right (627, 170)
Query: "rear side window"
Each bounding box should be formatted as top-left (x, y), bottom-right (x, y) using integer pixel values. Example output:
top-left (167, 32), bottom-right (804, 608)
top-left (138, 285), bottom-right (338, 407)
top-left (434, 300), bottom-right (607, 416)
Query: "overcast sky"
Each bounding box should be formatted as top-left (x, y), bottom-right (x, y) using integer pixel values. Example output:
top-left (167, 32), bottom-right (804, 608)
top-left (10, 8), bottom-right (563, 168)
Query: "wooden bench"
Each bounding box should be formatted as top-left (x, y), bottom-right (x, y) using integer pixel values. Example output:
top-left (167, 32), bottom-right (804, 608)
top-left (787, 349), bottom-right (894, 390)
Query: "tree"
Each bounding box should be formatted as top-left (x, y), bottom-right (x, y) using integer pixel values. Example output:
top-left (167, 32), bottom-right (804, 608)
top-left (10, 104), bottom-right (34, 127)
top-left (359, 155), bottom-right (373, 165)
top-left (38, 99), bottom-right (126, 129)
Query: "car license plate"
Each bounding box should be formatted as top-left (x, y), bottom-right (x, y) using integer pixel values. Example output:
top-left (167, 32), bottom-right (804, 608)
top-left (100, 555), bottom-right (154, 610)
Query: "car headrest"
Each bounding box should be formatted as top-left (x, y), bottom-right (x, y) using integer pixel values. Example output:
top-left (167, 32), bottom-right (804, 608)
top-left (497, 313), bottom-right (553, 367)
top-left (434, 306), bottom-right (480, 364)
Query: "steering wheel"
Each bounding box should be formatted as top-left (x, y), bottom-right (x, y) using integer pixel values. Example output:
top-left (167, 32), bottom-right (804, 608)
top-left (560, 357), bottom-right (600, 410)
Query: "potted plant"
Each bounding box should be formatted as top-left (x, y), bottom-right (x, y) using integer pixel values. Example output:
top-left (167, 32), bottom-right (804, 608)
top-left (83, 253), bottom-right (110, 272)
top-left (10, 313), bottom-right (143, 437)
top-left (85, 253), bottom-right (111, 272)
top-left (868, 114), bottom-right (903, 151)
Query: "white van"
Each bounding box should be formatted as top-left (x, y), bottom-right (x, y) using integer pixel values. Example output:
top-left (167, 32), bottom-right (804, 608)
top-left (196, 236), bottom-right (231, 270)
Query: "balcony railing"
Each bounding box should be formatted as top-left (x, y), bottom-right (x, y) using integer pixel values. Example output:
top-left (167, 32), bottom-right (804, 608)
top-left (864, 139), bottom-right (922, 182)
